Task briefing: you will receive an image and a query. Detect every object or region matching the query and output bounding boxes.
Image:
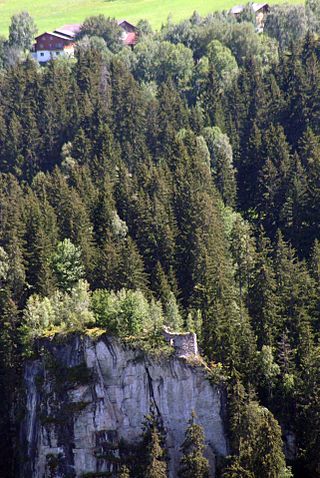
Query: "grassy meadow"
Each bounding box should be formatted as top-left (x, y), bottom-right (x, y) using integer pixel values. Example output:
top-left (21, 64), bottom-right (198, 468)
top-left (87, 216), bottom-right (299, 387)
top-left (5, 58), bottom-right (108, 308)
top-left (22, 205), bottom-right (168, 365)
top-left (0, 0), bottom-right (298, 36)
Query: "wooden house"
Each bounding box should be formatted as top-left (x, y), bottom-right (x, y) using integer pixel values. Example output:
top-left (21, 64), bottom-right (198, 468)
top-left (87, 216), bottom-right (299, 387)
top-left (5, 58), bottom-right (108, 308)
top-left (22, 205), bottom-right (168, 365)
top-left (32, 20), bottom-right (138, 63)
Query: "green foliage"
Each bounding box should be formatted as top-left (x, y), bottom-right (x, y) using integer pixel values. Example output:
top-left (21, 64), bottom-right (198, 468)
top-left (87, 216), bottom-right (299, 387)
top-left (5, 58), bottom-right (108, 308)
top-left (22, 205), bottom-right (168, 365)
top-left (163, 291), bottom-right (183, 331)
top-left (140, 408), bottom-right (168, 478)
top-left (118, 465), bottom-right (131, 478)
top-left (132, 38), bottom-right (194, 87)
top-left (207, 40), bottom-right (239, 90)
top-left (76, 15), bottom-right (123, 53)
top-left (8, 11), bottom-right (37, 50)
top-left (306, 0), bottom-right (320, 32)
top-left (91, 289), bottom-right (163, 336)
top-left (0, 11), bottom-right (320, 478)
top-left (0, 247), bottom-right (9, 287)
top-left (264, 5), bottom-right (307, 50)
top-left (178, 413), bottom-right (209, 478)
top-left (202, 126), bottom-right (237, 207)
top-left (22, 280), bottom-right (94, 344)
top-left (145, 426), bottom-right (168, 478)
top-left (257, 345), bottom-right (280, 390)
top-left (51, 239), bottom-right (85, 292)
top-left (228, 391), bottom-right (292, 478)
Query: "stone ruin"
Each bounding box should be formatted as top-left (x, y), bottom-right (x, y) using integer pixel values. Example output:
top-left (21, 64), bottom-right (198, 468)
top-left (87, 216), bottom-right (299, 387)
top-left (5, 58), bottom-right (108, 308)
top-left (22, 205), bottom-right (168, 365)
top-left (162, 327), bottom-right (198, 358)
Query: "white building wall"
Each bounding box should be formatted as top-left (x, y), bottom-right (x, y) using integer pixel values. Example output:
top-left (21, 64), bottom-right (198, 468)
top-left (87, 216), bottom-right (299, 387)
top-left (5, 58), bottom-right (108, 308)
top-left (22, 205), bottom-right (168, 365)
top-left (32, 48), bottom-right (74, 63)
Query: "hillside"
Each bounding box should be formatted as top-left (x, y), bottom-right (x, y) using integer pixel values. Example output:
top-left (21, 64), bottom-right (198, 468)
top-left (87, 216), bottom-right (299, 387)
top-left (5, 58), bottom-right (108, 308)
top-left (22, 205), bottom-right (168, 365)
top-left (0, 0), bottom-right (297, 34)
top-left (0, 4), bottom-right (320, 478)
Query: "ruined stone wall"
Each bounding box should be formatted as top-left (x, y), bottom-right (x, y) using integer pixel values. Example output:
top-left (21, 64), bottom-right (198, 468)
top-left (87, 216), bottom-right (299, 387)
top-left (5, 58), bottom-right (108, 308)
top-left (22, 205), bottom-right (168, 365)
top-left (162, 328), bottom-right (198, 357)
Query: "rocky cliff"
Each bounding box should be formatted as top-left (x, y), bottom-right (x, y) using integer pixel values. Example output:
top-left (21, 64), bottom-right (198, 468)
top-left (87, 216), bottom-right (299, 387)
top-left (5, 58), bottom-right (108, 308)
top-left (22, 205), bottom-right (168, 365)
top-left (20, 335), bottom-right (228, 478)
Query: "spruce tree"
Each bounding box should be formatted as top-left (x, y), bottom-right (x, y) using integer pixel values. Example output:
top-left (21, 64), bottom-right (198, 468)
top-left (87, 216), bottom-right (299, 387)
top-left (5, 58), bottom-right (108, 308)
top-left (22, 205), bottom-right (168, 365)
top-left (178, 413), bottom-right (209, 478)
top-left (141, 408), bottom-right (168, 478)
top-left (51, 239), bottom-right (84, 292)
top-left (248, 228), bottom-right (279, 348)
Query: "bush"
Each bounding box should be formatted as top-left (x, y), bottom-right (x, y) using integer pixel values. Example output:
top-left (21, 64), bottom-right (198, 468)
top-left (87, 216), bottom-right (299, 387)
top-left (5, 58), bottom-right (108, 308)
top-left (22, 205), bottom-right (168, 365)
top-left (22, 280), bottom-right (94, 342)
top-left (91, 289), bottom-right (164, 336)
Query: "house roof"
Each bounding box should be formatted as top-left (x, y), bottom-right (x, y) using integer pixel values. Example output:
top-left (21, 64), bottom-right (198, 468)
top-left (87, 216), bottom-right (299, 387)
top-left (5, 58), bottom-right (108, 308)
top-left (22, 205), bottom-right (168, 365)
top-left (230, 2), bottom-right (269, 14)
top-left (54, 24), bottom-right (81, 37)
top-left (252, 2), bottom-right (269, 12)
top-left (34, 19), bottom-right (138, 51)
top-left (35, 31), bottom-right (74, 41)
top-left (118, 20), bottom-right (137, 30)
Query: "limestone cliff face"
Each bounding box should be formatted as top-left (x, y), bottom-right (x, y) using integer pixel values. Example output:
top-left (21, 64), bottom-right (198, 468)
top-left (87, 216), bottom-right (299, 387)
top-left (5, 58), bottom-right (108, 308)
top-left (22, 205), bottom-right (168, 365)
top-left (20, 335), bottom-right (228, 478)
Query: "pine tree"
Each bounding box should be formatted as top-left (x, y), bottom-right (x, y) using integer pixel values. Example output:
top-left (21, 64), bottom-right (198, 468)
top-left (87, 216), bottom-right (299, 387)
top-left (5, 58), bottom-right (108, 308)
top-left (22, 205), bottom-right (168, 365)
top-left (233, 399), bottom-right (291, 478)
top-left (273, 231), bottom-right (314, 347)
top-left (145, 425), bottom-right (168, 478)
top-left (222, 457), bottom-right (254, 478)
top-left (203, 126), bottom-right (237, 207)
top-left (298, 128), bottom-right (320, 251)
top-left (24, 190), bottom-right (57, 296)
top-left (296, 345), bottom-right (320, 477)
top-left (248, 229), bottom-right (279, 347)
top-left (51, 239), bottom-right (84, 292)
top-left (152, 262), bottom-right (172, 305)
top-left (178, 412), bottom-right (209, 478)
top-left (116, 237), bottom-right (149, 293)
top-left (141, 408), bottom-right (168, 478)
top-left (257, 124), bottom-right (293, 239)
top-left (0, 289), bottom-right (20, 478)
top-left (230, 215), bottom-right (256, 311)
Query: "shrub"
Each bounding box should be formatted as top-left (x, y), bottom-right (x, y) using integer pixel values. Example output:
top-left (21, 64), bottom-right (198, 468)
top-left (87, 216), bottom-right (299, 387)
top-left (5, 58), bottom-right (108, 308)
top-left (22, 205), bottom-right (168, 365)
top-left (91, 289), bottom-right (164, 336)
top-left (22, 280), bottom-right (94, 342)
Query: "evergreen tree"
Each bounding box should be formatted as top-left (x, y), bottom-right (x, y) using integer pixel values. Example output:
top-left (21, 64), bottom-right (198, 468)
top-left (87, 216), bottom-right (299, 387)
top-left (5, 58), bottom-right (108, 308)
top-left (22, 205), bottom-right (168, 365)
top-left (203, 126), bottom-right (237, 207)
top-left (178, 412), bottom-right (209, 478)
top-left (140, 408), bottom-right (168, 478)
top-left (257, 124), bottom-right (293, 238)
top-left (248, 229), bottom-right (279, 347)
top-left (145, 425), bottom-right (168, 478)
top-left (0, 290), bottom-right (20, 478)
top-left (24, 190), bottom-right (57, 296)
top-left (51, 239), bottom-right (84, 292)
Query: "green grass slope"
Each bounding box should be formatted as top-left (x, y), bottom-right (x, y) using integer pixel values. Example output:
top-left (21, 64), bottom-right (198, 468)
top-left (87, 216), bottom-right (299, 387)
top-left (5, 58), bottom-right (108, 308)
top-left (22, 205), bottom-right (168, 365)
top-left (0, 0), bottom-right (298, 36)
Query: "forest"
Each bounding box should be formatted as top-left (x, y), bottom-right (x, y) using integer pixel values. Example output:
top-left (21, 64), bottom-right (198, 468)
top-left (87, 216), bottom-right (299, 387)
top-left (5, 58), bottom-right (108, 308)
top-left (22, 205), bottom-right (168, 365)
top-left (1, 3), bottom-right (320, 478)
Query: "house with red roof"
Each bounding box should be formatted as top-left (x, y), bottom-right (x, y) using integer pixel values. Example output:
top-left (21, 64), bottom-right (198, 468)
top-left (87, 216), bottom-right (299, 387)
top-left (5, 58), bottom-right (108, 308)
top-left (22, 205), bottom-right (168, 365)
top-left (118, 20), bottom-right (138, 47)
top-left (32, 24), bottom-right (80, 63)
top-left (32, 20), bottom-right (138, 63)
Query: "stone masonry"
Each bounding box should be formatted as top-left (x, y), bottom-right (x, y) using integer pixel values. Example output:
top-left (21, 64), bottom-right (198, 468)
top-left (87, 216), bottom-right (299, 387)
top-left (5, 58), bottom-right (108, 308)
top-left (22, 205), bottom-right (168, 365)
top-left (162, 327), bottom-right (198, 358)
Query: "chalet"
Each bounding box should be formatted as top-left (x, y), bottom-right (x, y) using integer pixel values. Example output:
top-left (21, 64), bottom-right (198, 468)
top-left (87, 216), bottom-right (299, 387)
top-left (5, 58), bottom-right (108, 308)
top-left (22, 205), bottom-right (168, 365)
top-left (32, 20), bottom-right (138, 63)
top-left (230, 3), bottom-right (270, 31)
top-left (32, 24), bottom-right (80, 63)
top-left (118, 20), bottom-right (138, 48)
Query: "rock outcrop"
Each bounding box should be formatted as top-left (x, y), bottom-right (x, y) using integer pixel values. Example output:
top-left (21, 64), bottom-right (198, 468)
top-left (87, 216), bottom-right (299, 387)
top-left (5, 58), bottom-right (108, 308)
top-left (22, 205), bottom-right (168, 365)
top-left (20, 335), bottom-right (228, 477)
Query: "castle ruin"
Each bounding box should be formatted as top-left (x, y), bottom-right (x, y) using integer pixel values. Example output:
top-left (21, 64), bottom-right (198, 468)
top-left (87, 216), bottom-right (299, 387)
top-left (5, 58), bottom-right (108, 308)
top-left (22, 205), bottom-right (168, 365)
top-left (162, 327), bottom-right (198, 358)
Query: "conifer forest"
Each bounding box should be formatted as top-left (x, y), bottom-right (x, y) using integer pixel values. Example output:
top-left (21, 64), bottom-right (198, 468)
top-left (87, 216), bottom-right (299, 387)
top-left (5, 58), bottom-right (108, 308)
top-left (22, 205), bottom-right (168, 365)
top-left (1, 5), bottom-right (320, 478)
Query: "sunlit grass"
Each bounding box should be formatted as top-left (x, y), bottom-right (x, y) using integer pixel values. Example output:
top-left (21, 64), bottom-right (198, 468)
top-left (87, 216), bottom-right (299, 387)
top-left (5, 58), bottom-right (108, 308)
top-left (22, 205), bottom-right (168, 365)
top-left (0, 0), bottom-right (299, 36)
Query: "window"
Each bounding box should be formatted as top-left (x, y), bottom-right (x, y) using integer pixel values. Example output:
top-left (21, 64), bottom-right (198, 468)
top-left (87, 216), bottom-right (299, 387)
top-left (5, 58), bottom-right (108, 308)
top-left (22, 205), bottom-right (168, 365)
top-left (40, 52), bottom-right (44, 57)
top-left (56, 52), bottom-right (60, 56)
